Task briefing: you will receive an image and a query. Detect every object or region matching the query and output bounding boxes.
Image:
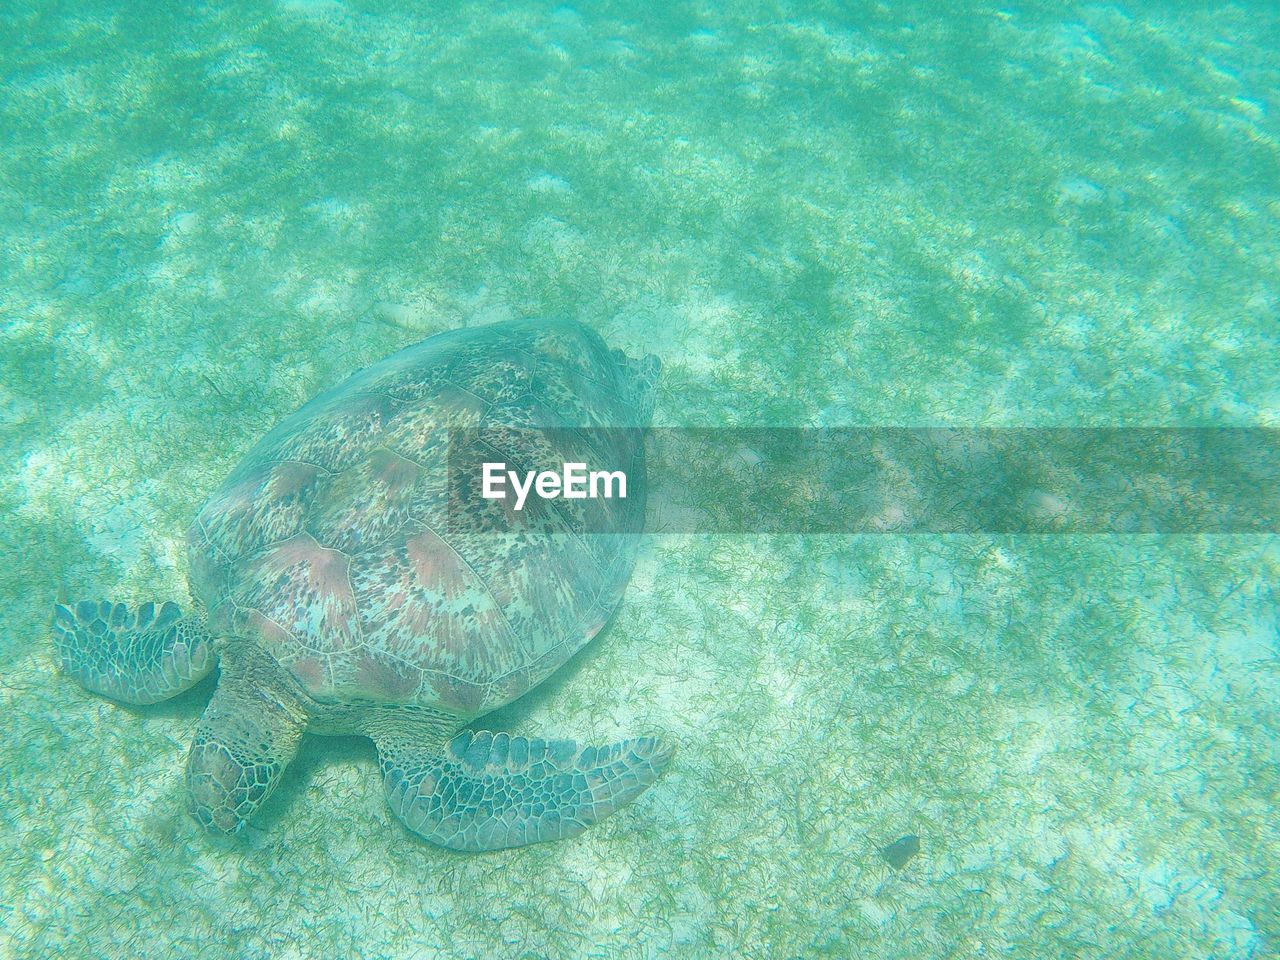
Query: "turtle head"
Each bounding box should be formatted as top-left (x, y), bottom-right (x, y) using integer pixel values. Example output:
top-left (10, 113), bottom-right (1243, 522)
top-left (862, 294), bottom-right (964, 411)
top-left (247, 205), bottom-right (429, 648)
top-left (185, 676), bottom-right (305, 834)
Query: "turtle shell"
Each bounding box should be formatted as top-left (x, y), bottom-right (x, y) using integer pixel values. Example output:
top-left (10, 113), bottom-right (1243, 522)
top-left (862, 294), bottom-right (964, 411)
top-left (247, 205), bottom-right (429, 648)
top-left (188, 319), bottom-right (657, 717)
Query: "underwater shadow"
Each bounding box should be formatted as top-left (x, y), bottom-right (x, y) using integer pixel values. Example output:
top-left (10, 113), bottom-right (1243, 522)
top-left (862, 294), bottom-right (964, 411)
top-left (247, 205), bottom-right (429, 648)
top-left (250, 730), bottom-right (377, 837)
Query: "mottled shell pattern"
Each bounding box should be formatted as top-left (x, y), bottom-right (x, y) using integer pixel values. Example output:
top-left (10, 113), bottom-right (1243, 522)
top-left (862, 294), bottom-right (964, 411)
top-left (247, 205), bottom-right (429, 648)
top-left (188, 319), bottom-right (657, 717)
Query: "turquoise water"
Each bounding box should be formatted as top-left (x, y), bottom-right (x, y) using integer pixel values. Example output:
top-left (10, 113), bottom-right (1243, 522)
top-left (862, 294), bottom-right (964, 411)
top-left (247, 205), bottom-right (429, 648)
top-left (2, 2), bottom-right (1277, 957)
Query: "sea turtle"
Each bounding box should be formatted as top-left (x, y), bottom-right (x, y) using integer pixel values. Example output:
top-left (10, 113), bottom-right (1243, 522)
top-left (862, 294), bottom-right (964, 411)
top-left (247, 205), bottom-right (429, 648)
top-left (53, 318), bottom-right (671, 851)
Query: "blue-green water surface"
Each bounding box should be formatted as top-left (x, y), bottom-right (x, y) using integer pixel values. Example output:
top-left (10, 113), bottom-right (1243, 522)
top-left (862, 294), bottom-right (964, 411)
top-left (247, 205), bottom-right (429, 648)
top-left (2, 2), bottom-right (1277, 957)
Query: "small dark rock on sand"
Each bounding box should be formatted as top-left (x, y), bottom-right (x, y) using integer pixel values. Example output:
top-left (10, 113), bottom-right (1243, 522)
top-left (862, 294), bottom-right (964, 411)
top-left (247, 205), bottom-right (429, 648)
top-left (879, 835), bottom-right (921, 869)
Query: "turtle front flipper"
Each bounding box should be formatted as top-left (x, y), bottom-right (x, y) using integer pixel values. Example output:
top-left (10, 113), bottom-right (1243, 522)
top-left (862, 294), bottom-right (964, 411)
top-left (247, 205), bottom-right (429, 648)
top-left (52, 600), bottom-right (215, 705)
top-left (373, 729), bottom-right (673, 852)
top-left (186, 674), bottom-right (306, 834)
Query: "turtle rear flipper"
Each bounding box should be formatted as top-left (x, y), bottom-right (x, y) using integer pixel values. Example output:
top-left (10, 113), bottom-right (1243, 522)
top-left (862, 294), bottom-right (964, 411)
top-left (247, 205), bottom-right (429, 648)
top-left (374, 729), bottom-right (673, 851)
top-left (52, 600), bottom-right (215, 705)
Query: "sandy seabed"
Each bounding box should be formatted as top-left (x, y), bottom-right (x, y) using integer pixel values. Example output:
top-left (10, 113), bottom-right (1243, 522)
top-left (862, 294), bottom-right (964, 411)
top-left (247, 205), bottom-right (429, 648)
top-left (2, 1), bottom-right (1276, 957)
